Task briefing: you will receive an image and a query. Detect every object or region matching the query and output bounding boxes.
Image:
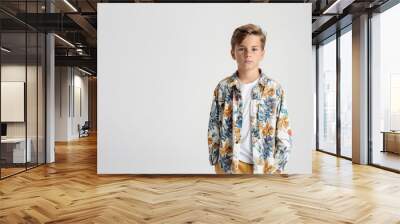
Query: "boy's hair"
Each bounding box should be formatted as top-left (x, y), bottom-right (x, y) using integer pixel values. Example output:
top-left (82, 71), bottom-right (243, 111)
top-left (230, 24), bottom-right (266, 50)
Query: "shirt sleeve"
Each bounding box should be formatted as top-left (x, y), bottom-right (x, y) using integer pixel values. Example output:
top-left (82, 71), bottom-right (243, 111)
top-left (274, 87), bottom-right (293, 173)
top-left (207, 85), bottom-right (221, 166)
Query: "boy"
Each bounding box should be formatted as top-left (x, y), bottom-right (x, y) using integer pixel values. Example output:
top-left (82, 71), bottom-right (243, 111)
top-left (207, 24), bottom-right (292, 174)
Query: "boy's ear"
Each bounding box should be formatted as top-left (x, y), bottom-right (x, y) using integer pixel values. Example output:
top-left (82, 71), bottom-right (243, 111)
top-left (231, 49), bottom-right (236, 60)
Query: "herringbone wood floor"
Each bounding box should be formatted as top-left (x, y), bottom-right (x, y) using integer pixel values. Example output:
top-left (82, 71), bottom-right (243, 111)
top-left (1, 133), bottom-right (400, 224)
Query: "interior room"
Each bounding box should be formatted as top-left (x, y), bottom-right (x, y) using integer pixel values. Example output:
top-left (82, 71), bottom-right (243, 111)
top-left (0, 30), bottom-right (46, 178)
top-left (0, 1), bottom-right (399, 223)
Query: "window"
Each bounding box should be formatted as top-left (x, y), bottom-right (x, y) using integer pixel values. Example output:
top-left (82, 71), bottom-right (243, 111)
top-left (371, 2), bottom-right (400, 171)
top-left (340, 28), bottom-right (352, 158)
top-left (318, 36), bottom-right (337, 154)
top-left (0, 1), bottom-right (47, 179)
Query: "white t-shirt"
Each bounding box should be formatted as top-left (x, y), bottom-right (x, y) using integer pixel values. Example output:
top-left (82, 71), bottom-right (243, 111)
top-left (238, 78), bottom-right (259, 164)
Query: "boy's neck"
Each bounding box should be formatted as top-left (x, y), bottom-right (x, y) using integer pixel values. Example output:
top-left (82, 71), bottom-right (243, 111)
top-left (237, 67), bottom-right (260, 84)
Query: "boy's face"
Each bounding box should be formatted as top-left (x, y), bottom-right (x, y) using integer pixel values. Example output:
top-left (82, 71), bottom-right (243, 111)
top-left (231, 35), bottom-right (265, 72)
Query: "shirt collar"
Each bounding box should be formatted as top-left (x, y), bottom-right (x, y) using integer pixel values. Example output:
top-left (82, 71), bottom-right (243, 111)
top-left (228, 68), bottom-right (268, 89)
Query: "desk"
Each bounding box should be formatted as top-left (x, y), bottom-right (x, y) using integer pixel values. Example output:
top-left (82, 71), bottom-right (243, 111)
top-left (381, 131), bottom-right (400, 154)
top-left (1, 138), bottom-right (32, 163)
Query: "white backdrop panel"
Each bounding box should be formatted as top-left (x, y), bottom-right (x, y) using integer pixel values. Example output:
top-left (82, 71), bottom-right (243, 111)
top-left (98, 3), bottom-right (313, 174)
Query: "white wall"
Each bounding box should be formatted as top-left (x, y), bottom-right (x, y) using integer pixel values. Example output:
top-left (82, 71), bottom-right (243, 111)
top-left (1, 66), bottom-right (26, 126)
top-left (55, 66), bottom-right (69, 141)
top-left (71, 72), bottom-right (89, 138)
top-left (55, 67), bottom-right (89, 141)
top-left (98, 3), bottom-right (313, 174)
top-left (1, 65), bottom-right (41, 138)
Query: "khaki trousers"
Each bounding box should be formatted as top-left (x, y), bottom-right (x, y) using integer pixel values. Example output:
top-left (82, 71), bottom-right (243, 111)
top-left (214, 160), bottom-right (254, 174)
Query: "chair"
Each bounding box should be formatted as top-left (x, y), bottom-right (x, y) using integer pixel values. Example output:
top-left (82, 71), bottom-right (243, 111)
top-left (79, 121), bottom-right (90, 138)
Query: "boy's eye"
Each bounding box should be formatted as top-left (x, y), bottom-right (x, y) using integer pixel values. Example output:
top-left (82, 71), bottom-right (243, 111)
top-left (237, 47), bottom-right (259, 52)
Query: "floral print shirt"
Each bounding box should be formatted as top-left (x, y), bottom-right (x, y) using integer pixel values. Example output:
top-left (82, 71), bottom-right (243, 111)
top-left (207, 69), bottom-right (292, 174)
